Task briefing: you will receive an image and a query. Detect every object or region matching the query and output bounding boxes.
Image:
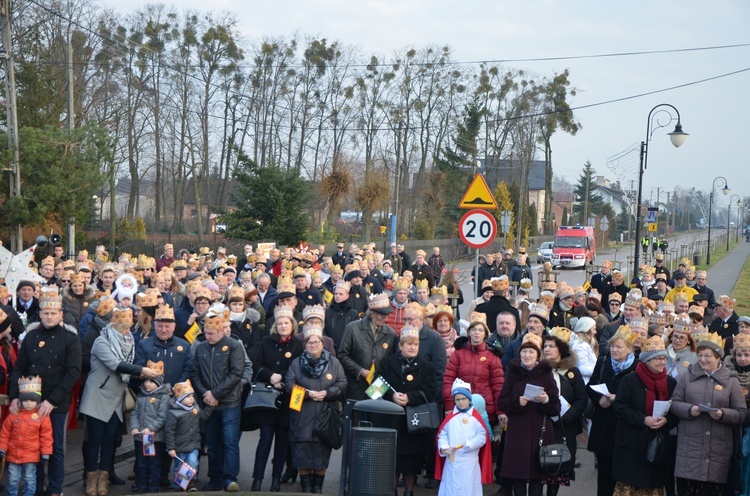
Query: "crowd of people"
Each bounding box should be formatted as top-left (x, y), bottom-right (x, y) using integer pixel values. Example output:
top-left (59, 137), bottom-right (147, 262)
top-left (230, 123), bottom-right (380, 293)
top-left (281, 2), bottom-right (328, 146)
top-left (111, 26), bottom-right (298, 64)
top-left (0, 240), bottom-right (748, 496)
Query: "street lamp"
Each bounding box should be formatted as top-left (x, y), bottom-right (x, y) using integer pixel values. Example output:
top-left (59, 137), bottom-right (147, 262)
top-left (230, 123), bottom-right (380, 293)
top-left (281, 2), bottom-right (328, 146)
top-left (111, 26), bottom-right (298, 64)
top-left (707, 176), bottom-right (730, 264)
top-left (728, 194), bottom-right (740, 250)
top-left (736, 201), bottom-right (744, 243)
top-left (632, 104), bottom-right (688, 282)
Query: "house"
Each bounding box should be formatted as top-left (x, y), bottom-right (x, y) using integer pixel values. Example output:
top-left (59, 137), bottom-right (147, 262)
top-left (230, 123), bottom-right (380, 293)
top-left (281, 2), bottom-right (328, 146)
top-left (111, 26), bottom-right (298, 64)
top-left (551, 192), bottom-right (574, 230)
top-left (593, 177), bottom-right (631, 214)
top-left (478, 157), bottom-right (547, 232)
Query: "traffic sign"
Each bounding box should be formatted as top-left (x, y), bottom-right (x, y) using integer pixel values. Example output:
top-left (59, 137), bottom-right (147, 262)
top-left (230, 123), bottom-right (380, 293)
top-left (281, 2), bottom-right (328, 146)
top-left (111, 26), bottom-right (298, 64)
top-left (600, 217), bottom-right (609, 232)
top-left (459, 174), bottom-right (497, 209)
top-left (459, 210), bottom-right (498, 249)
top-left (648, 222), bottom-right (658, 232)
top-left (647, 211), bottom-right (656, 223)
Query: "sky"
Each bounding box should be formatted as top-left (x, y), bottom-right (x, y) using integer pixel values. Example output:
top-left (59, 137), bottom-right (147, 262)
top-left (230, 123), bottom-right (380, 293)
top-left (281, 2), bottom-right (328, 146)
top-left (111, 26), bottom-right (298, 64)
top-left (99, 0), bottom-right (750, 212)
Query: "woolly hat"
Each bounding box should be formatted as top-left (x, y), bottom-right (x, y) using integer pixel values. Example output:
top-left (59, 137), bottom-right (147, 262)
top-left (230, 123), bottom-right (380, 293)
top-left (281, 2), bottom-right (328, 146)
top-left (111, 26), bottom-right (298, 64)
top-left (145, 360), bottom-right (165, 388)
top-left (573, 316), bottom-right (596, 334)
top-left (696, 332), bottom-right (726, 359)
top-left (451, 378), bottom-right (472, 400)
top-left (639, 335), bottom-right (668, 363)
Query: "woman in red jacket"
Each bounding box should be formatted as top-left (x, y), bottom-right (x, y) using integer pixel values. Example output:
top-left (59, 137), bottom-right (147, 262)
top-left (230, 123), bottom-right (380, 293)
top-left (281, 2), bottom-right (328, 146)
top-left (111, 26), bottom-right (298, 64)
top-left (442, 312), bottom-right (504, 421)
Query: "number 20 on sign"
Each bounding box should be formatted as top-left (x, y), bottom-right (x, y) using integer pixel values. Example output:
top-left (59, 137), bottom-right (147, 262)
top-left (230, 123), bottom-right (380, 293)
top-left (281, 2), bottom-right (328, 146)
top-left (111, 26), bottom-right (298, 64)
top-left (459, 210), bottom-right (498, 249)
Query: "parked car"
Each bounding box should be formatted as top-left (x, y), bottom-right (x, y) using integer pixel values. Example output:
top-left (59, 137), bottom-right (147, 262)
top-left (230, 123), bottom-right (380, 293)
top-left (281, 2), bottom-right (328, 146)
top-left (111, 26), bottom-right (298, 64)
top-left (536, 241), bottom-right (554, 263)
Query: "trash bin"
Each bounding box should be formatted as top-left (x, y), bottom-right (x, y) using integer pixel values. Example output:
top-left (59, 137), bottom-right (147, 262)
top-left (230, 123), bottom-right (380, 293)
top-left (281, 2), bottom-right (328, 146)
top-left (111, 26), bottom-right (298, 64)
top-left (339, 399), bottom-right (405, 496)
top-left (693, 251), bottom-right (700, 266)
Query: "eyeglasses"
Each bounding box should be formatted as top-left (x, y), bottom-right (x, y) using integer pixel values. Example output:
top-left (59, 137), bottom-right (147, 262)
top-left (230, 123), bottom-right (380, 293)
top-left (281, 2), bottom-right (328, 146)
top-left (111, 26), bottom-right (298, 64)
top-left (650, 356), bottom-right (668, 362)
top-left (306, 340), bottom-right (323, 346)
top-left (60, 280), bottom-right (70, 283)
top-left (697, 353), bottom-right (716, 360)
top-left (671, 334), bottom-right (688, 341)
top-left (609, 302), bottom-right (621, 306)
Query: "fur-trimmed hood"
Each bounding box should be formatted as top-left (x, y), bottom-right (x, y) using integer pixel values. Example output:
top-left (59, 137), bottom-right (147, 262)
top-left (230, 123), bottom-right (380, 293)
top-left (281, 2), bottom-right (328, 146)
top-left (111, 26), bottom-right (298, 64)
top-left (62, 284), bottom-right (97, 302)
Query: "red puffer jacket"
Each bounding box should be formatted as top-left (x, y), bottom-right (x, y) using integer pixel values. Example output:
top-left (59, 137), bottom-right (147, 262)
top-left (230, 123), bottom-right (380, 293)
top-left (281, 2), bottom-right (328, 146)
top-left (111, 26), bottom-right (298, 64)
top-left (0, 408), bottom-right (53, 464)
top-left (442, 339), bottom-right (504, 417)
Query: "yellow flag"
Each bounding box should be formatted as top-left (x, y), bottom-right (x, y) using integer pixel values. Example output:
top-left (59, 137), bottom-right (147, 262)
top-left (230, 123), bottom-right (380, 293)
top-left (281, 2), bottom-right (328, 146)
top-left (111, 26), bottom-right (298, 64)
top-left (184, 323), bottom-right (202, 345)
top-left (366, 363), bottom-right (376, 384)
top-left (323, 289), bottom-right (333, 305)
top-left (289, 385), bottom-right (305, 412)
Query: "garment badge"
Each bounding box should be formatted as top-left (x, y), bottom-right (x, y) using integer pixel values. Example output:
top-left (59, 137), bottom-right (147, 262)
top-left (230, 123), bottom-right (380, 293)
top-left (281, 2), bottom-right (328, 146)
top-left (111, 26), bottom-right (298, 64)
top-left (683, 361), bottom-right (690, 368)
top-left (461, 418), bottom-right (469, 424)
top-left (177, 346), bottom-right (183, 352)
top-left (285, 352), bottom-right (292, 358)
top-left (38, 341), bottom-right (45, 348)
top-left (567, 372), bottom-right (574, 379)
top-left (222, 346), bottom-right (228, 352)
top-left (32, 413), bottom-right (38, 419)
top-left (480, 356), bottom-right (487, 362)
top-left (716, 384), bottom-right (723, 391)
top-left (193, 408), bottom-right (198, 415)
top-left (382, 343), bottom-right (388, 349)
top-left (83, 302), bottom-right (89, 307)
top-left (246, 324), bottom-right (251, 329)
top-left (150, 397), bottom-right (156, 404)
top-left (326, 373), bottom-right (333, 380)
top-left (406, 374), bottom-right (413, 381)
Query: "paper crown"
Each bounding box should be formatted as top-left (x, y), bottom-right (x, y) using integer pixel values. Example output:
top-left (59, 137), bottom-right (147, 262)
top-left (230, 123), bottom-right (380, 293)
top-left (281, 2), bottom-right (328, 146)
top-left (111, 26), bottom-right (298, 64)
top-left (292, 267), bottom-right (307, 278)
top-left (608, 292), bottom-right (622, 303)
top-left (69, 272), bottom-right (85, 285)
top-left (277, 277), bottom-right (295, 295)
top-left (150, 304), bottom-right (173, 322)
top-left (194, 287), bottom-right (211, 301)
top-left (204, 308), bottom-right (229, 332)
top-left (539, 292), bottom-right (555, 306)
top-left (111, 308), bottom-right (133, 325)
top-left (95, 297), bottom-right (117, 317)
top-left (520, 278), bottom-right (533, 290)
top-left (588, 289), bottom-right (601, 301)
top-left (18, 375), bottom-right (42, 396)
top-left (227, 286), bottom-right (245, 301)
top-left (718, 295), bottom-right (735, 310)
top-left (557, 284), bottom-right (575, 299)
top-left (611, 271), bottom-right (624, 281)
top-left (136, 291), bottom-right (159, 308)
top-left (214, 276), bottom-right (228, 287)
top-left (334, 281), bottom-right (351, 293)
top-left (368, 292), bottom-right (390, 311)
top-left (431, 286), bottom-right (448, 297)
top-left (641, 335), bottom-right (666, 353)
top-left (679, 257), bottom-right (690, 266)
top-left (469, 312), bottom-right (487, 326)
top-left (624, 289), bottom-right (643, 308)
top-left (173, 380), bottom-right (194, 400)
top-left (415, 249), bottom-right (426, 257)
top-left (404, 302), bottom-right (425, 318)
top-left (227, 255), bottom-right (237, 264)
top-left (392, 277), bottom-right (410, 291)
top-left (696, 332), bottom-right (725, 350)
top-left (451, 377), bottom-right (472, 397)
top-left (529, 303), bottom-right (549, 322)
top-left (672, 314), bottom-right (693, 333)
top-left (491, 276), bottom-right (510, 292)
top-left (303, 323), bottom-right (324, 340)
top-left (172, 260), bottom-right (188, 270)
top-left (303, 304), bottom-right (325, 322)
top-left (415, 279), bottom-right (429, 290)
top-left (542, 281), bottom-right (557, 292)
top-left (39, 287), bottom-right (62, 310)
top-left (400, 325), bottom-right (420, 340)
top-left (330, 264), bottom-right (344, 275)
top-left (629, 317), bottom-right (649, 331)
top-left (688, 305), bottom-right (704, 318)
top-left (733, 333), bottom-right (750, 350)
top-left (146, 360), bottom-right (165, 376)
top-left (648, 311), bottom-right (668, 326)
top-left (658, 301), bottom-right (675, 313)
top-left (602, 260), bottom-right (613, 269)
top-left (423, 303), bottom-right (436, 316)
top-left (613, 325), bottom-right (639, 346)
top-left (274, 306), bottom-right (294, 322)
top-left (522, 332), bottom-right (544, 350)
top-left (549, 326), bottom-right (571, 344)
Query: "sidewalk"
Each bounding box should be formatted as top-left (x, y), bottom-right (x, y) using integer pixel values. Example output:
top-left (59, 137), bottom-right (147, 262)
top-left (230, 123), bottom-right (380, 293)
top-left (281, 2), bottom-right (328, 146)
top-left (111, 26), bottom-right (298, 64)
top-left (705, 240), bottom-right (750, 296)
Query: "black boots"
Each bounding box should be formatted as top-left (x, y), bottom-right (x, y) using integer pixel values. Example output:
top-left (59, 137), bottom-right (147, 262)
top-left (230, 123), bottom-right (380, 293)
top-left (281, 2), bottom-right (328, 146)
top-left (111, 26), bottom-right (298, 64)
top-left (281, 468), bottom-right (298, 483)
top-left (312, 473), bottom-right (325, 494)
top-left (300, 474), bottom-right (312, 493)
top-left (270, 477), bottom-right (281, 492)
top-left (251, 479), bottom-right (262, 491)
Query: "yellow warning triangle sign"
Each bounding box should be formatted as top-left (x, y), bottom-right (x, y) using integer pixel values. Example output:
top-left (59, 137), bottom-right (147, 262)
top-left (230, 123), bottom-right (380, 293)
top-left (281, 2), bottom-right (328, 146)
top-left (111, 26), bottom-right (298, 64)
top-left (459, 174), bottom-right (497, 209)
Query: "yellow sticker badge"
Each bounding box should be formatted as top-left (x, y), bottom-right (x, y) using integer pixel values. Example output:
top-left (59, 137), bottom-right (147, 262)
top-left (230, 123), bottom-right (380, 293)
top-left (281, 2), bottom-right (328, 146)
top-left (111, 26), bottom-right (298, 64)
top-left (192, 408), bottom-right (198, 415)
top-left (406, 374), bottom-right (414, 382)
top-left (285, 352), bottom-right (292, 358)
top-left (716, 384), bottom-right (723, 391)
top-left (222, 346), bottom-right (228, 352)
top-left (683, 361), bottom-right (690, 368)
top-left (382, 343), bottom-right (388, 350)
top-left (150, 397), bottom-right (156, 404)
top-left (480, 356), bottom-right (487, 362)
top-left (326, 373), bottom-right (333, 380)
top-left (38, 341), bottom-right (45, 348)
top-left (567, 372), bottom-right (575, 379)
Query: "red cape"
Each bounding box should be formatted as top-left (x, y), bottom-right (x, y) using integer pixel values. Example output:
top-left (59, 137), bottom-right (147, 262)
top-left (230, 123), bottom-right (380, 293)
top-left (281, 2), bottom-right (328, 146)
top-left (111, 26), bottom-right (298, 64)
top-left (434, 408), bottom-right (493, 484)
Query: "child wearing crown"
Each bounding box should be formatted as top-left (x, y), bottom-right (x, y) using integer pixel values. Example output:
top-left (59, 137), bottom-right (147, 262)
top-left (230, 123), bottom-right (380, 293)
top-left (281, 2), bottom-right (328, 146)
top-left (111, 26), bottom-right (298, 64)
top-left (130, 361), bottom-right (170, 493)
top-left (164, 380), bottom-right (212, 491)
top-left (0, 376), bottom-right (53, 496)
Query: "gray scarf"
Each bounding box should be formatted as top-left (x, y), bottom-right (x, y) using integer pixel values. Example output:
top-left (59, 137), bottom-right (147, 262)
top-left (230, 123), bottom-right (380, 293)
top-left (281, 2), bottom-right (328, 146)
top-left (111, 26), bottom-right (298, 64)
top-left (102, 325), bottom-right (135, 383)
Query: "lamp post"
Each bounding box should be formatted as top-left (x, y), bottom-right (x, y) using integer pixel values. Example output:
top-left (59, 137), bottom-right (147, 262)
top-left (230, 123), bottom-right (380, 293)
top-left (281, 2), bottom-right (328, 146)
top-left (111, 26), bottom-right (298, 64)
top-left (736, 202), bottom-right (743, 243)
top-left (707, 176), bottom-right (730, 264)
top-left (728, 194), bottom-right (740, 250)
top-left (632, 104), bottom-right (688, 283)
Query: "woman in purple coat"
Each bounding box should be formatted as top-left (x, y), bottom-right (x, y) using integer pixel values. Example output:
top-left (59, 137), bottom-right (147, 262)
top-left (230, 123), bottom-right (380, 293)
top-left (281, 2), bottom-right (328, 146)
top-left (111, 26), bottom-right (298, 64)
top-left (497, 333), bottom-right (560, 496)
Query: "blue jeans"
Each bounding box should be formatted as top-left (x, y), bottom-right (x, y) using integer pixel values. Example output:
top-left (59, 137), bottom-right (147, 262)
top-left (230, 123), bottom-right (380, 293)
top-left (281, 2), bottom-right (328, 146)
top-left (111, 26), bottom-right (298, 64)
top-left (8, 462), bottom-right (36, 496)
top-left (171, 450), bottom-right (200, 490)
top-left (37, 411), bottom-right (67, 495)
top-left (204, 406), bottom-right (241, 487)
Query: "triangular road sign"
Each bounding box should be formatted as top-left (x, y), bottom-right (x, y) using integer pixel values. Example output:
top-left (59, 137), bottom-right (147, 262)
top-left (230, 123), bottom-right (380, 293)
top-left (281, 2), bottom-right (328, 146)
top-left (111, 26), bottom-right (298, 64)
top-left (459, 174), bottom-right (497, 209)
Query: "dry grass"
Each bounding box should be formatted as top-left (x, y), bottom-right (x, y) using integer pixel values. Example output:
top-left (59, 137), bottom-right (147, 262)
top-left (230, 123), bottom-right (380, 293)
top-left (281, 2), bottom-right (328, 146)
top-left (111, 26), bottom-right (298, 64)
top-left (733, 250), bottom-right (750, 315)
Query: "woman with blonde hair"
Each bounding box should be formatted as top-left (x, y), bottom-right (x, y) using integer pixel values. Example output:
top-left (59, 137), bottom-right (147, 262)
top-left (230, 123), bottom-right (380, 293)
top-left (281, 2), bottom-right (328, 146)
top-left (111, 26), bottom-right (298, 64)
top-left (571, 316), bottom-right (599, 384)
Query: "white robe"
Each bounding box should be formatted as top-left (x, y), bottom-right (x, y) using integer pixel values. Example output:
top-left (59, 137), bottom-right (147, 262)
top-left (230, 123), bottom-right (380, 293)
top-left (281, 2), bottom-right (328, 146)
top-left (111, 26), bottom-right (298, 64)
top-left (437, 406), bottom-right (487, 496)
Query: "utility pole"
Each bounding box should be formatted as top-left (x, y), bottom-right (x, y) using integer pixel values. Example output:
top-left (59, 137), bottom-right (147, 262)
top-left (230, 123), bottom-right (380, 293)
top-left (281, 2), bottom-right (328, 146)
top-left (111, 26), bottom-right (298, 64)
top-left (583, 164), bottom-right (590, 224)
top-left (666, 192), bottom-right (671, 233)
top-left (1, 0), bottom-right (22, 252)
top-left (66, 36), bottom-right (76, 258)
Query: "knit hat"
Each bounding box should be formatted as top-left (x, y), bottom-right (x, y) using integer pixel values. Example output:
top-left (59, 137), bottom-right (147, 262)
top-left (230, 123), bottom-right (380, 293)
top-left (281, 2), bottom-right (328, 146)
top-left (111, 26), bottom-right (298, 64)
top-left (696, 332), bottom-right (726, 358)
top-left (451, 378), bottom-right (472, 400)
top-left (639, 335), bottom-right (668, 363)
top-left (573, 316), bottom-right (596, 334)
top-left (16, 280), bottom-right (36, 293)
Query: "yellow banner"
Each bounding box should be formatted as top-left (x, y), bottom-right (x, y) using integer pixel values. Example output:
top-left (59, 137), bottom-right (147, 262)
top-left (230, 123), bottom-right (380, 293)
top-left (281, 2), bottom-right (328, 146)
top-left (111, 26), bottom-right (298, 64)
top-left (289, 385), bottom-right (305, 412)
top-left (183, 323), bottom-right (202, 345)
top-left (366, 363), bottom-right (376, 384)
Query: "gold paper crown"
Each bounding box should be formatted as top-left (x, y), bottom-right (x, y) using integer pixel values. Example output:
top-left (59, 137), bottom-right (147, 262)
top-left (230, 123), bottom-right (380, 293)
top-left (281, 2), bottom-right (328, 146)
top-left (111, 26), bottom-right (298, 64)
top-left (530, 303), bottom-right (549, 322)
top-left (330, 264), bottom-right (343, 275)
top-left (431, 286), bottom-right (448, 297)
top-left (649, 312), bottom-right (668, 326)
top-left (274, 306), bottom-right (294, 322)
top-left (435, 304), bottom-right (452, 315)
top-left (335, 281), bottom-right (351, 293)
top-left (96, 297), bottom-right (117, 317)
top-left (204, 310), bottom-right (228, 332)
top-left (188, 260), bottom-right (200, 269)
top-left (423, 303), bottom-right (436, 316)
top-left (18, 375), bottom-right (42, 395)
top-left (393, 277), bottom-right (410, 291)
top-left (415, 279), bottom-right (429, 290)
top-left (679, 257), bottom-right (690, 266)
top-left (195, 287), bottom-right (211, 301)
top-left (624, 289), bottom-right (643, 307)
top-left (542, 281), bottom-right (557, 292)
top-left (522, 333), bottom-right (543, 349)
top-left (154, 304), bottom-right (175, 321)
top-left (520, 278), bottom-right (533, 290)
top-left (641, 335), bottom-right (666, 353)
top-left (672, 315), bottom-right (693, 333)
top-left (136, 291), bottom-right (159, 308)
top-left (469, 312), bottom-right (487, 326)
top-left (69, 272), bottom-right (85, 285)
top-left (199, 247), bottom-right (211, 256)
top-left (172, 260), bottom-right (188, 270)
top-left (292, 267), bottom-right (307, 278)
top-left (311, 271), bottom-right (322, 281)
top-left (150, 272), bottom-right (165, 283)
top-left (227, 255), bottom-right (237, 264)
top-left (550, 326), bottom-right (571, 344)
top-left (733, 334), bottom-right (750, 350)
top-left (491, 276), bottom-right (510, 292)
top-left (277, 277), bottom-right (295, 295)
top-left (78, 249), bottom-right (89, 260)
top-left (403, 302), bottom-right (424, 318)
top-left (111, 308), bottom-right (133, 325)
top-left (146, 360), bottom-right (165, 376)
top-left (688, 305), bottom-right (704, 318)
top-left (613, 325), bottom-right (639, 346)
top-left (214, 276), bottom-right (228, 287)
top-left (400, 325), bottom-right (420, 340)
top-left (718, 295), bottom-right (735, 310)
top-left (173, 380), bottom-right (194, 399)
top-left (368, 292), bottom-right (390, 311)
top-left (39, 287), bottom-right (62, 310)
top-left (41, 256), bottom-right (55, 268)
top-left (557, 283), bottom-right (575, 299)
top-left (658, 301), bottom-right (675, 313)
top-left (136, 254), bottom-right (152, 269)
top-left (415, 249), bottom-right (426, 257)
top-left (629, 317), bottom-right (649, 331)
top-left (227, 286), bottom-right (244, 301)
top-left (539, 293), bottom-right (555, 306)
top-left (696, 332), bottom-right (725, 349)
top-left (303, 323), bottom-right (324, 340)
top-left (302, 304), bottom-right (325, 322)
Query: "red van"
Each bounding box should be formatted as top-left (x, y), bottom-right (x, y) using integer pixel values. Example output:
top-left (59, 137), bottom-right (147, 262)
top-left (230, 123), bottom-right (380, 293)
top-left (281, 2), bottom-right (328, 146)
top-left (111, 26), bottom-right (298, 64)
top-left (551, 226), bottom-right (596, 269)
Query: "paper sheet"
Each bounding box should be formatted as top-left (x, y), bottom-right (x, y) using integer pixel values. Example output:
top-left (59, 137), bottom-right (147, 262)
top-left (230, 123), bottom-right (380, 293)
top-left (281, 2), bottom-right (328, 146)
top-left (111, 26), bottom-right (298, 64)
top-left (590, 383), bottom-right (610, 396)
top-left (652, 400), bottom-right (671, 418)
top-left (699, 403), bottom-right (718, 413)
top-left (523, 384), bottom-right (545, 402)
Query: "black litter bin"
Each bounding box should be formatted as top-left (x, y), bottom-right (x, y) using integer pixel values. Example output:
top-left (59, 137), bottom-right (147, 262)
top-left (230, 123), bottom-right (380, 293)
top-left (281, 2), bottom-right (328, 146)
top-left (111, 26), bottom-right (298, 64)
top-left (693, 251), bottom-right (700, 266)
top-left (339, 399), bottom-right (405, 496)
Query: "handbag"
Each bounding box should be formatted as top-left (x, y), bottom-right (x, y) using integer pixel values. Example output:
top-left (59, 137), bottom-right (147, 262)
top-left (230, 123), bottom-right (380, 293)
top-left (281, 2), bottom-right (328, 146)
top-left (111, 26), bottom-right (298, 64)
top-left (537, 416), bottom-right (574, 475)
top-left (645, 429), bottom-right (675, 465)
top-left (314, 403), bottom-right (343, 449)
top-left (405, 392), bottom-right (441, 434)
top-left (122, 387), bottom-right (137, 415)
top-left (242, 382), bottom-right (281, 412)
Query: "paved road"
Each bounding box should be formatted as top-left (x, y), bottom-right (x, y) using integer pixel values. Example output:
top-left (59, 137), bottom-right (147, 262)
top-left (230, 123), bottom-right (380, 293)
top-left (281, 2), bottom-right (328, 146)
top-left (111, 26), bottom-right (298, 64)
top-left (49, 231), bottom-right (749, 496)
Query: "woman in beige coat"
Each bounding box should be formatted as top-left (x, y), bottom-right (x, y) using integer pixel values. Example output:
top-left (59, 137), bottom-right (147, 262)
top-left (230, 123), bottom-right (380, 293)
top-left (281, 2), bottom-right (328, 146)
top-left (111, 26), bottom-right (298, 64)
top-left (670, 332), bottom-right (748, 495)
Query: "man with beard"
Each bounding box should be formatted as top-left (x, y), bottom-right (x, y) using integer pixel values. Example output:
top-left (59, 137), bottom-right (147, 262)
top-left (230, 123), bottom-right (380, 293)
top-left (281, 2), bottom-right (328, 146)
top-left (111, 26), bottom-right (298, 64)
top-left (663, 271), bottom-right (698, 303)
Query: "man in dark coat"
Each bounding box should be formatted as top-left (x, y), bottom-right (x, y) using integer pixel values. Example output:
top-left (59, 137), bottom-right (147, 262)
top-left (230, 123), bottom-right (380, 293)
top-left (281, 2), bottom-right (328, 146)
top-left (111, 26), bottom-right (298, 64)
top-left (408, 250), bottom-right (435, 288)
top-left (590, 260), bottom-right (613, 295)
top-left (332, 243), bottom-right (347, 268)
top-left (398, 245), bottom-right (412, 276)
top-left (324, 282), bottom-right (360, 352)
top-left (427, 247), bottom-right (445, 285)
top-left (602, 271), bottom-right (628, 308)
top-left (10, 289), bottom-right (81, 496)
top-left (15, 280), bottom-right (40, 325)
top-left (708, 295), bottom-right (739, 339)
top-left (693, 269), bottom-right (717, 309)
top-left (599, 289), bottom-right (643, 356)
top-left (475, 276), bottom-right (521, 334)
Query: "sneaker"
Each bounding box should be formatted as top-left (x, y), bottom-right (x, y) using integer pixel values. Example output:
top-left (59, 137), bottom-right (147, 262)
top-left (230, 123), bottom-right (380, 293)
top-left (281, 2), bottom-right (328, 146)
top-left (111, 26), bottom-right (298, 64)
top-left (225, 481), bottom-right (240, 492)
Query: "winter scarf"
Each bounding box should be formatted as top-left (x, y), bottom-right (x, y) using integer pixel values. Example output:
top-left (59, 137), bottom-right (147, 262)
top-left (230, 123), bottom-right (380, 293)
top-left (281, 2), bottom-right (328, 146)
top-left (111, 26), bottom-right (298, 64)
top-left (398, 351), bottom-right (416, 373)
top-left (635, 361), bottom-right (669, 416)
top-left (299, 348), bottom-right (331, 379)
top-left (611, 352), bottom-right (635, 374)
top-left (102, 325), bottom-right (135, 383)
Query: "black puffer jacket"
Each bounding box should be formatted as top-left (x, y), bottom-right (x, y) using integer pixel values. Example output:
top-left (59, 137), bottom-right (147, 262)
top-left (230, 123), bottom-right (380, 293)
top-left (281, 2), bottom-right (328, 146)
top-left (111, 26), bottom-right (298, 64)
top-left (325, 300), bottom-right (359, 351)
top-left (164, 400), bottom-right (212, 453)
top-left (62, 285), bottom-right (97, 328)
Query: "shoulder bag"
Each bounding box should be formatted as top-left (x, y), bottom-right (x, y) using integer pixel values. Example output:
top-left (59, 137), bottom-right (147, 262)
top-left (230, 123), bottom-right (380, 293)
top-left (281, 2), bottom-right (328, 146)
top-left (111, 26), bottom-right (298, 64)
top-left (645, 429), bottom-right (676, 465)
top-left (405, 391), bottom-right (441, 434)
top-left (537, 415), bottom-right (574, 475)
top-left (242, 382), bottom-right (281, 412)
top-left (314, 402), bottom-right (343, 449)
top-left (122, 387), bottom-right (137, 415)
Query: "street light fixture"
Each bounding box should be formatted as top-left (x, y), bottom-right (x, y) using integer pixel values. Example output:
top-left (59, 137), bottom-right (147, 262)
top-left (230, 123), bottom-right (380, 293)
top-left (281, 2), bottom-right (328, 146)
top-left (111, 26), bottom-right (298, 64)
top-left (632, 104), bottom-right (688, 283)
top-left (736, 201), bottom-right (744, 243)
top-left (728, 194), bottom-right (741, 250)
top-left (707, 176), bottom-right (730, 265)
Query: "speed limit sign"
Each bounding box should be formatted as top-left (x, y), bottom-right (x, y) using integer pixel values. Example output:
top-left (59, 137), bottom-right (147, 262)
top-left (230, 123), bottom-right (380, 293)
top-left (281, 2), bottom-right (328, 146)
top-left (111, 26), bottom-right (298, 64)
top-left (459, 209), bottom-right (497, 249)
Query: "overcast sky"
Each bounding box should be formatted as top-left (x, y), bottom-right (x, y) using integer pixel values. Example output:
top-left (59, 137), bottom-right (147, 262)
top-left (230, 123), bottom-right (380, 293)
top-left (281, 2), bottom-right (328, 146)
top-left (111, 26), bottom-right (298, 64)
top-left (99, 0), bottom-right (750, 209)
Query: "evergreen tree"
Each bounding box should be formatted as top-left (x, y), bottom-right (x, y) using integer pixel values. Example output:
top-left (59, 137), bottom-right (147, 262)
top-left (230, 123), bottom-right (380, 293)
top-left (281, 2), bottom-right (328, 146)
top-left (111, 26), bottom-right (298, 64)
top-left (573, 161), bottom-right (604, 224)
